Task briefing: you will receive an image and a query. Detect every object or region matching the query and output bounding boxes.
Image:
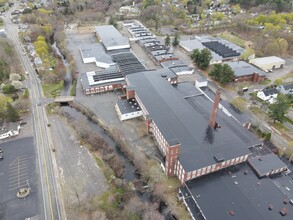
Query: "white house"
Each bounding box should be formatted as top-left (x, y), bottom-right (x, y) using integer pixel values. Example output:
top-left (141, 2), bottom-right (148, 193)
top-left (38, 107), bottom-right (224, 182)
top-left (257, 88), bottom-right (278, 104)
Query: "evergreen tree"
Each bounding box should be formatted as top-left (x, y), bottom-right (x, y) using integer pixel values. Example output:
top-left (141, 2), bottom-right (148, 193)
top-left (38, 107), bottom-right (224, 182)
top-left (172, 32), bottom-right (180, 47)
top-left (165, 35), bottom-right (170, 46)
top-left (209, 63), bottom-right (234, 85)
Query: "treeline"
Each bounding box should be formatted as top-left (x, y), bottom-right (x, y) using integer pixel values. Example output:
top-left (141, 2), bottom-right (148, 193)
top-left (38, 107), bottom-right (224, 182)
top-left (230, 0), bottom-right (292, 12)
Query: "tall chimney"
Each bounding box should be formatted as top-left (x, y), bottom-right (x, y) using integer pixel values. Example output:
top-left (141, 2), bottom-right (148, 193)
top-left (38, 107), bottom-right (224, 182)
top-left (209, 89), bottom-right (221, 129)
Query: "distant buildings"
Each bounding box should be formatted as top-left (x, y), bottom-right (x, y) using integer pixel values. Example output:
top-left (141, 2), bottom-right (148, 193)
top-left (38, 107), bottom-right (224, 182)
top-left (277, 82), bottom-right (293, 95)
top-left (180, 35), bottom-right (244, 64)
top-left (227, 61), bottom-right (266, 83)
top-left (249, 56), bottom-right (285, 72)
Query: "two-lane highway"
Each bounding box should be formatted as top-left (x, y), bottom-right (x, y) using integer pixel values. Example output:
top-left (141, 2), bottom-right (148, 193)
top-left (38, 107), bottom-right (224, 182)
top-left (3, 6), bottom-right (65, 220)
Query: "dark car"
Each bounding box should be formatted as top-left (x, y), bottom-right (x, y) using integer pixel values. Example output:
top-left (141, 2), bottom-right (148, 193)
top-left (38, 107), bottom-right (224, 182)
top-left (0, 148), bottom-right (3, 159)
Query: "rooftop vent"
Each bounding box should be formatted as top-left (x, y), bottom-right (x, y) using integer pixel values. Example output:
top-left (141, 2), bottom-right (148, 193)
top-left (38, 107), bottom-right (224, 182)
top-left (268, 204), bottom-right (273, 211)
top-left (244, 170), bottom-right (249, 175)
top-left (280, 207), bottom-right (288, 216)
top-left (229, 210), bottom-right (235, 216)
top-left (283, 199), bottom-right (289, 204)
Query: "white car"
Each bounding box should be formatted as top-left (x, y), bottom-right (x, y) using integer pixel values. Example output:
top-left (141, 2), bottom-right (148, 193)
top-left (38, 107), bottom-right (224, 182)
top-left (25, 71), bottom-right (28, 75)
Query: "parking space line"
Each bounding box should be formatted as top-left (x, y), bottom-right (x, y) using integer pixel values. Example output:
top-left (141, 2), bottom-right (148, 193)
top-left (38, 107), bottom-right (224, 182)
top-left (8, 155), bottom-right (29, 192)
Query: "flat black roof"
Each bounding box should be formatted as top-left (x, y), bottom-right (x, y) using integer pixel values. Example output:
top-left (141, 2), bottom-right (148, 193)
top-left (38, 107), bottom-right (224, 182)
top-left (248, 153), bottom-right (287, 177)
top-left (116, 99), bottom-right (141, 114)
top-left (127, 70), bottom-right (261, 172)
top-left (185, 163), bottom-right (293, 220)
top-left (200, 86), bottom-right (251, 124)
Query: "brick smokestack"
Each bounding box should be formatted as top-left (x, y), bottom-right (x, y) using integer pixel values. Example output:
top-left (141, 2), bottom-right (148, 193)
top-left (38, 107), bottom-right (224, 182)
top-left (209, 89), bottom-right (221, 129)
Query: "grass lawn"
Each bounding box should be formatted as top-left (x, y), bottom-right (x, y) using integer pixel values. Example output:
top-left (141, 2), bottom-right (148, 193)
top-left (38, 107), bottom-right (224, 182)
top-left (42, 81), bottom-right (63, 98)
top-left (217, 32), bottom-right (246, 48)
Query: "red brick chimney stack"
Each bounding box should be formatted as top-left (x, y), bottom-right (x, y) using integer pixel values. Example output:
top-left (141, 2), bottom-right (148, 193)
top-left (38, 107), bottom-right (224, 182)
top-left (209, 89), bottom-right (221, 129)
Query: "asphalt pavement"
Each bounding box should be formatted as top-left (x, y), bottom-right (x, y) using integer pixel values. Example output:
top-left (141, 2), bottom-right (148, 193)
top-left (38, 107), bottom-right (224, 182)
top-left (0, 137), bottom-right (39, 220)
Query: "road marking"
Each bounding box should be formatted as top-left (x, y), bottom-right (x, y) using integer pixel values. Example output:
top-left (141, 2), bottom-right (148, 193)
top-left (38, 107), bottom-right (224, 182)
top-left (8, 155), bottom-right (29, 191)
top-left (35, 89), bottom-right (55, 220)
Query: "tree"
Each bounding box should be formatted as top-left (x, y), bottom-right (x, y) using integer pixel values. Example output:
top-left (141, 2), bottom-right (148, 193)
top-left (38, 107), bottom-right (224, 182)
top-left (6, 102), bottom-right (19, 122)
top-left (209, 64), bottom-right (234, 85)
top-left (0, 59), bottom-right (10, 82)
top-left (0, 95), bottom-right (12, 120)
top-left (164, 35), bottom-right (170, 46)
top-left (172, 32), bottom-right (180, 47)
top-left (11, 81), bottom-right (23, 90)
top-left (274, 78), bottom-right (284, 86)
top-left (2, 84), bottom-right (17, 94)
top-left (268, 93), bottom-right (290, 123)
top-left (191, 48), bottom-right (212, 70)
top-left (9, 73), bottom-right (21, 81)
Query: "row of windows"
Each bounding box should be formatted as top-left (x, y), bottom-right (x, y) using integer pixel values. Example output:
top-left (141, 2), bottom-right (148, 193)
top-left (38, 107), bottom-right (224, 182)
top-left (183, 155), bottom-right (249, 182)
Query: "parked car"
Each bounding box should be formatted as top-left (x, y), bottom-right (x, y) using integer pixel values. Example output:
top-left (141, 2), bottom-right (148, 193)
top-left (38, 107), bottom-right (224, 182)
top-left (0, 148), bottom-right (3, 159)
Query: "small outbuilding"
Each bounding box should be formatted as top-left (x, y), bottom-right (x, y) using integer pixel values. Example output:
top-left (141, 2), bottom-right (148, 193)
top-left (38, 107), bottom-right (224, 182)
top-left (249, 56), bottom-right (285, 72)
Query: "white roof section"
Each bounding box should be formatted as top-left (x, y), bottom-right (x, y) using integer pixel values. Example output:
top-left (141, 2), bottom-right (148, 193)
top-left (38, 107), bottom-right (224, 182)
top-left (250, 56), bottom-right (285, 65)
top-left (80, 43), bottom-right (114, 66)
top-left (95, 25), bottom-right (130, 51)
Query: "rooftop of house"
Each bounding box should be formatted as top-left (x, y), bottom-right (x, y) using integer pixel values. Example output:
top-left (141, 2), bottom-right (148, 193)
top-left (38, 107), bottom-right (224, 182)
top-left (184, 163), bottom-right (293, 220)
top-left (226, 61), bottom-right (266, 77)
top-left (262, 88), bottom-right (279, 97)
top-left (95, 25), bottom-right (130, 50)
top-left (126, 70), bottom-right (261, 172)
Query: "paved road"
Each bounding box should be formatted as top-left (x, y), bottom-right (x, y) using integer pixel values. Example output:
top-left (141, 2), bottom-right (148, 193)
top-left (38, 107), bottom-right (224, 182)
top-left (3, 4), bottom-right (64, 220)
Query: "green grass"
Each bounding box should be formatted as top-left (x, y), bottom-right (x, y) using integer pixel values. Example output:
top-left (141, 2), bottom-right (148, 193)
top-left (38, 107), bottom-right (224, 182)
top-left (42, 81), bottom-right (63, 98)
top-left (217, 32), bottom-right (246, 48)
top-left (272, 122), bottom-right (290, 131)
top-left (95, 156), bottom-right (104, 168)
top-left (45, 103), bottom-right (60, 115)
top-left (285, 116), bottom-right (293, 125)
top-left (250, 106), bottom-right (263, 115)
top-left (260, 79), bottom-right (272, 85)
top-left (70, 79), bottom-right (76, 96)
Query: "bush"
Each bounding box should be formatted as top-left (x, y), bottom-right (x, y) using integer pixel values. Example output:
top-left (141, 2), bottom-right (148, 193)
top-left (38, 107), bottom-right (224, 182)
top-left (3, 84), bottom-right (16, 94)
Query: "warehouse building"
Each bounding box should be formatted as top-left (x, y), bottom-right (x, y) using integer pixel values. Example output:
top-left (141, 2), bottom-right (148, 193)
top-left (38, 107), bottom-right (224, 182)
top-left (226, 61), bottom-right (266, 83)
top-left (180, 35), bottom-right (244, 64)
top-left (249, 56), bottom-right (285, 72)
top-left (95, 25), bottom-right (130, 51)
top-left (80, 67), bottom-right (125, 95)
top-left (79, 43), bottom-right (115, 68)
top-left (122, 69), bottom-right (261, 183)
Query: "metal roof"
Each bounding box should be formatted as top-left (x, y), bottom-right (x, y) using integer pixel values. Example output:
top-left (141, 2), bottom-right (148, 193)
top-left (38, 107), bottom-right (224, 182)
top-left (184, 163), bottom-right (293, 220)
top-left (127, 70), bottom-right (261, 172)
top-left (250, 56), bottom-right (285, 66)
top-left (79, 43), bottom-right (114, 65)
top-left (95, 25), bottom-right (130, 50)
top-left (226, 61), bottom-right (266, 77)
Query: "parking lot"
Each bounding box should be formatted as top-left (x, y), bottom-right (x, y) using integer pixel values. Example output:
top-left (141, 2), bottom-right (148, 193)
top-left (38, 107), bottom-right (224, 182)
top-left (0, 137), bottom-right (40, 220)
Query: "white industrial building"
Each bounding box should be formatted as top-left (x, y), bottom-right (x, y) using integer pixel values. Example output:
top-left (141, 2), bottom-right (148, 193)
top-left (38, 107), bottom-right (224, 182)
top-left (95, 25), bottom-right (130, 51)
top-left (115, 98), bottom-right (143, 121)
top-left (249, 56), bottom-right (285, 71)
top-left (79, 43), bottom-right (115, 69)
